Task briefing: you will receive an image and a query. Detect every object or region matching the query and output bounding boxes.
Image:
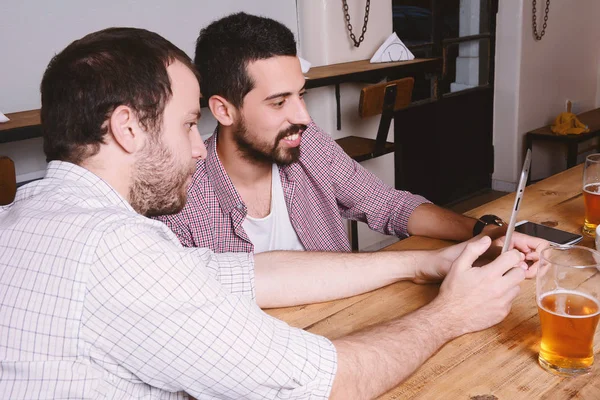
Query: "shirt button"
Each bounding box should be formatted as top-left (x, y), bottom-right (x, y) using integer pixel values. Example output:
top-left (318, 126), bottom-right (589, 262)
top-left (236, 204), bottom-right (244, 210)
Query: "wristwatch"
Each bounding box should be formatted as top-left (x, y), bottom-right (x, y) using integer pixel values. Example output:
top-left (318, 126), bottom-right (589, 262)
top-left (472, 214), bottom-right (506, 237)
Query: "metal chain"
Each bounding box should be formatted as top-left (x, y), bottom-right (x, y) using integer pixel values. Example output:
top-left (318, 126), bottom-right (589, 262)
top-left (532, 0), bottom-right (550, 41)
top-left (342, 0), bottom-right (370, 47)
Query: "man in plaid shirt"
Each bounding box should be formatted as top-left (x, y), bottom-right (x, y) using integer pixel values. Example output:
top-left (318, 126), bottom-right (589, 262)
top-left (0, 26), bottom-right (546, 399)
top-left (155, 12), bottom-right (534, 256)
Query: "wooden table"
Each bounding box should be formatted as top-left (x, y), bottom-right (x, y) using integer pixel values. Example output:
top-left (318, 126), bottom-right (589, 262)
top-left (266, 164), bottom-right (600, 399)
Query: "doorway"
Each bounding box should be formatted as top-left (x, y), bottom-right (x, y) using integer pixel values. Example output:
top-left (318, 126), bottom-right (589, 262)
top-left (392, 0), bottom-right (498, 205)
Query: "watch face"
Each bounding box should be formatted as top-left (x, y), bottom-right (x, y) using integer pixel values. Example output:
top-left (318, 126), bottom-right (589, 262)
top-left (482, 214), bottom-right (504, 226)
top-left (492, 217), bottom-right (504, 226)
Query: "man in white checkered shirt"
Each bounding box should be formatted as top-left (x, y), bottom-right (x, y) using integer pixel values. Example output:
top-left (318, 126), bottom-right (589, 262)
top-left (0, 27), bottom-right (546, 399)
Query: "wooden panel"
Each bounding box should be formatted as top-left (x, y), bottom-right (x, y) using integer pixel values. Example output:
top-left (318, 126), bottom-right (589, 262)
top-left (359, 77), bottom-right (414, 118)
top-left (304, 58), bottom-right (439, 81)
top-left (394, 87), bottom-right (494, 204)
top-left (0, 109), bottom-right (40, 131)
top-left (0, 157), bottom-right (17, 205)
top-left (0, 109), bottom-right (43, 144)
top-left (304, 58), bottom-right (442, 92)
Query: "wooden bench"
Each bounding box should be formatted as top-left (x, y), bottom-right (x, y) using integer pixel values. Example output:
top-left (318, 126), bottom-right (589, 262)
top-left (526, 107), bottom-right (600, 174)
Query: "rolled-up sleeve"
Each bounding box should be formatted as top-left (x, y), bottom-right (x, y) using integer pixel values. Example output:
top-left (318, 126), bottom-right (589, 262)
top-left (192, 247), bottom-right (256, 299)
top-left (84, 223), bottom-right (337, 399)
top-left (322, 129), bottom-right (431, 237)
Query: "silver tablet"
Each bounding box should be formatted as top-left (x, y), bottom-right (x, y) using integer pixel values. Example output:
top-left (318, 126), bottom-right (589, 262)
top-left (501, 149), bottom-right (532, 253)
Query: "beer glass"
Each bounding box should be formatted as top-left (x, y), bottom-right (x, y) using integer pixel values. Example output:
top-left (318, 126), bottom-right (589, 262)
top-left (583, 154), bottom-right (600, 236)
top-left (537, 245), bottom-right (600, 376)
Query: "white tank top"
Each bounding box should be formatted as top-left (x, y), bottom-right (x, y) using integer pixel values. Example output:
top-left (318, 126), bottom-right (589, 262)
top-left (242, 164), bottom-right (305, 254)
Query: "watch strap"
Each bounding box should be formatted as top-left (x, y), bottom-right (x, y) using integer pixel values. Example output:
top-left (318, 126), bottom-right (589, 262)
top-left (472, 214), bottom-right (505, 236)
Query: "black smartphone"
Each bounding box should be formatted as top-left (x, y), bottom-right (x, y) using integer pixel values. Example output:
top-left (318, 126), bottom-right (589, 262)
top-left (515, 221), bottom-right (583, 245)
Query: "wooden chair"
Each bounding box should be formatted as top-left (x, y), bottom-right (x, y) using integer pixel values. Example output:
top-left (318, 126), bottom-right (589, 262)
top-left (335, 77), bottom-right (414, 251)
top-left (0, 156), bottom-right (17, 205)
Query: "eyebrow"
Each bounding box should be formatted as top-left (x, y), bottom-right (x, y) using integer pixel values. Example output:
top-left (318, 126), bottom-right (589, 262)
top-left (188, 110), bottom-right (201, 119)
top-left (263, 85), bottom-right (307, 102)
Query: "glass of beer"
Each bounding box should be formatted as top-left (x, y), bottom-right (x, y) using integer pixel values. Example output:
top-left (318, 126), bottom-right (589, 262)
top-left (537, 245), bottom-right (600, 376)
top-left (583, 154), bottom-right (600, 236)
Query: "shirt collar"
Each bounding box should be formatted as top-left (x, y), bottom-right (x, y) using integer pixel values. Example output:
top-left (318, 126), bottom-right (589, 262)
top-left (205, 129), bottom-right (247, 214)
top-left (45, 160), bottom-right (135, 212)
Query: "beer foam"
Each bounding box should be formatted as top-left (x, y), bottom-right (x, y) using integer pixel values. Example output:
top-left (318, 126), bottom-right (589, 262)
top-left (584, 183), bottom-right (600, 194)
top-left (538, 290), bottom-right (600, 318)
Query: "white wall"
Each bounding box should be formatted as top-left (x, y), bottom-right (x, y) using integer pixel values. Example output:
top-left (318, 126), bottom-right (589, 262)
top-left (298, 0), bottom-right (397, 250)
top-left (11, 1), bottom-right (576, 250)
top-left (493, 0), bottom-right (600, 188)
top-left (0, 0), bottom-right (298, 182)
top-left (2, 0), bottom-right (396, 250)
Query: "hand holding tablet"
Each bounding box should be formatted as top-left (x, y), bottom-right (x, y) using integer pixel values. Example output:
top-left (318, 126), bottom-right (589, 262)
top-left (501, 149), bottom-right (532, 254)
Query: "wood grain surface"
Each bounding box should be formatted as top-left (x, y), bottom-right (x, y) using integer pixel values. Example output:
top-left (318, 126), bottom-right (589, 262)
top-left (304, 58), bottom-right (439, 81)
top-left (265, 164), bottom-right (600, 399)
top-left (0, 109), bottom-right (40, 131)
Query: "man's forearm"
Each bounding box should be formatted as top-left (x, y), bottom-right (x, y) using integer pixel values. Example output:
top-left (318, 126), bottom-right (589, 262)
top-left (330, 299), bottom-right (458, 399)
top-left (407, 203), bottom-right (477, 241)
top-left (254, 250), bottom-right (434, 308)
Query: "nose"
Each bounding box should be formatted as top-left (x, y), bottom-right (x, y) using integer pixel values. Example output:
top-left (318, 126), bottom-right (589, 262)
top-left (190, 127), bottom-right (207, 160)
top-left (291, 96), bottom-right (311, 126)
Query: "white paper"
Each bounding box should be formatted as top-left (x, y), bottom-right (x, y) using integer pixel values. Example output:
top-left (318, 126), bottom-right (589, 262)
top-left (299, 57), bottom-right (311, 73)
top-left (370, 32), bottom-right (415, 64)
top-left (0, 112), bottom-right (9, 123)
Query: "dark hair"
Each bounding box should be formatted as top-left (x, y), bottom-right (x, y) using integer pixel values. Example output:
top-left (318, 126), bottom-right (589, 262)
top-left (194, 12), bottom-right (296, 108)
top-left (41, 27), bottom-right (199, 164)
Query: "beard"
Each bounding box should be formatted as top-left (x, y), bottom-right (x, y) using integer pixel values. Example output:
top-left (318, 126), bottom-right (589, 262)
top-left (129, 134), bottom-right (195, 217)
top-left (232, 117), bottom-right (305, 165)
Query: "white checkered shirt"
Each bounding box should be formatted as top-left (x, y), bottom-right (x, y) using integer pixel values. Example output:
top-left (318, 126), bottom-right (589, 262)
top-left (0, 161), bottom-right (337, 399)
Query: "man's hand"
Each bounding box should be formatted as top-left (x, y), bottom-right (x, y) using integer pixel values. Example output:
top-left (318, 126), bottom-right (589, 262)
top-left (480, 225), bottom-right (549, 278)
top-left (411, 219), bottom-right (548, 284)
top-left (330, 236), bottom-right (529, 399)
top-left (410, 232), bottom-right (532, 284)
top-left (433, 236), bottom-right (528, 336)
top-left (411, 242), bottom-right (469, 284)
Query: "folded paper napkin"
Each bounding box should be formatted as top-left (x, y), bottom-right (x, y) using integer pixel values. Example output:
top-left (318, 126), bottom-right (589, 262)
top-left (551, 112), bottom-right (589, 135)
top-left (370, 32), bottom-right (415, 64)
top-left (299, 57), bottom-right (311, 73)
top-left (0, 112), bottom-right (9, 123)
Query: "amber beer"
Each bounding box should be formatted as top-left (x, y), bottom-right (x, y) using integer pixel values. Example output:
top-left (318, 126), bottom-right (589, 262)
top-left (538, 290), bottom-right (600, 374)
top-left (583, 183), bottom-right (600, 235)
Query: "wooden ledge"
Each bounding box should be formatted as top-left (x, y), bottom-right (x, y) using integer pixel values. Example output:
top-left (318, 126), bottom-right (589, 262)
top-left (0, 109), bottom-right (41, 132)
top-left (527, 107), bottom-right (600, 137)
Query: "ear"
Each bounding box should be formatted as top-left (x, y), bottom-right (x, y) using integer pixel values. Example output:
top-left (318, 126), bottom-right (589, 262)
top-left (208, 95), bottom-right (237, 127)
top-left (108, 105), bottom-right (145, 154)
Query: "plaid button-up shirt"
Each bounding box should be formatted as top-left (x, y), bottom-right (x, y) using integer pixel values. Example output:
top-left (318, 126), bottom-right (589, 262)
top-left (157, 122), bottom-right (430, 253)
